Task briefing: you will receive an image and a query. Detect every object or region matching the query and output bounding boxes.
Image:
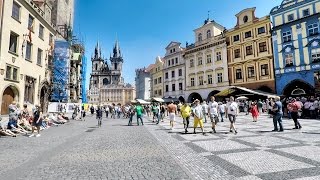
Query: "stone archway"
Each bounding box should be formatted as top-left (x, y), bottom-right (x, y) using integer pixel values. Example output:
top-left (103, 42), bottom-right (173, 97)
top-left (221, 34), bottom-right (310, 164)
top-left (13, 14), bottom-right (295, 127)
top-left (207, 90), bottom-right (220, 102)
top-left (1, 85), bottom-right (19, 115)
top-left (178, 96), bottom-right (185, 103)
top-left (39, 81), bottom-right (50, 113)
top-left (187, 92), bottom-right (202, 103)
top-left (283, 80), bottom-right (314, 96)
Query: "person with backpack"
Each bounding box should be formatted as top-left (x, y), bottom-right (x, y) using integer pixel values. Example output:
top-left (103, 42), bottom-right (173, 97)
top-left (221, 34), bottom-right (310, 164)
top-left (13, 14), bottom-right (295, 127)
top-left (96, 106), bottom-right (103, 127)
top-left (287, 98), bottom-right (302, 129)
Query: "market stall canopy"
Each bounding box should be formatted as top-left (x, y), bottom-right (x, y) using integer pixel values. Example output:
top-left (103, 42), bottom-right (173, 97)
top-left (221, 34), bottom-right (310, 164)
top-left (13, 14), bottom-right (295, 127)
top-left (130, 100), bottom-right (137, 103)
top-left (135, 99), bottom-right (151, 104)
top-left (236, 96), bottom-right (248, 100)
top-left (151, 97), bottom-right (164, 102)
top-left (216, 86), bottom-right (277, 98)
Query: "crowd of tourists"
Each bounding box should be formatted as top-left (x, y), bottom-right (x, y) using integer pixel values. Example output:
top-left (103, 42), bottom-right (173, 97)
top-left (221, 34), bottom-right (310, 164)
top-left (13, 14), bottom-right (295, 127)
top-left (0, 101), bottom-right (69, 138)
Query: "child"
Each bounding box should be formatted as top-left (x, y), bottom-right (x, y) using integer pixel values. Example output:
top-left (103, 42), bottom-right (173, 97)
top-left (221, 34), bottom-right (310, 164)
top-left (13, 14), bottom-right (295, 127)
top-left (250, 102), bottom-right (259, 122)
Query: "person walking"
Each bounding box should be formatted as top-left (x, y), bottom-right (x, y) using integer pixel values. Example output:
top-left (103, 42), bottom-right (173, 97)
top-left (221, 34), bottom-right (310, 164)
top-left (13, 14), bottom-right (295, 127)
top-left (29, 105), bottom-right (42, 137)
top-left (226, 96), bottom-right (238, 134)
top-left (218, 102), bottom-right (226, 122)
top-left (202, 101), bottom-right (209, 123)
top-left (167, 101), bottom-right (177, 130)
top-left (128, 105), bottom-right (135, 126)
top-left (287, 98), bottom-right (302, 129)
top-left (257, 99), bottom-right (263, 113)
top-left (96, 106), bottom-right (103, 127)
top-left (180, 102), bottom-right (191, 133)
top-left (160, 104), bottom-right (166, 122)
top-left (105, 105), bottom-right (110, 118)
top-left (208, 96), bottom-right (219, 133)
top-left (193, 99), bottom-right (205, 135)
top-left (272, 96), bottom-right (284, 132)
top-left (250, 102), bottom-right (259, 122)
top-left (135, 103), bottom-right (144, 126)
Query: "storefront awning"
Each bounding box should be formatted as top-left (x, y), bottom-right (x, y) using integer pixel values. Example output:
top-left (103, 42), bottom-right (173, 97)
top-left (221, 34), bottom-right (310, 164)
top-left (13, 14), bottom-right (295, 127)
top-left (136, 99), bottom-right (151, 104)
top-left (215, 86), bottom-right (277, 98)
top-left (151, 97), bottom-right (164, 102)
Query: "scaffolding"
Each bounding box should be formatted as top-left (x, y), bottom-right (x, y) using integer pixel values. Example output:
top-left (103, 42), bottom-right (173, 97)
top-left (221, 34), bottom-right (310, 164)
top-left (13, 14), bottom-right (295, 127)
top-left (51, 40), bottom-right (70, 102)
top-left (81, 56), bottom-right (88, 103)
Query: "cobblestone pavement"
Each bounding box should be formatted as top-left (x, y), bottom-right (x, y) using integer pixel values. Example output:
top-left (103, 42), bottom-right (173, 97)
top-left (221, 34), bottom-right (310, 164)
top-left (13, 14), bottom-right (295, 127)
top-left (1, 113), bottom-right (320, 180)
top-left (0, 115), bottom-right (191, 180)
top-left (143, 113), bottom-right (320, 180)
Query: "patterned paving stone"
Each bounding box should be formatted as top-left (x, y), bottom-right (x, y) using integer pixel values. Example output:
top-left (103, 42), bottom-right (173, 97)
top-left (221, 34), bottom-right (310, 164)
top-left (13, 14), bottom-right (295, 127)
top-left (276, 132), bottom-right (320, 143)
top-left (218, 151), bottom-right (314, 175)
top-left (193, 139), bottom-right (250, 152)
top-left (278, 146), bottom-right (320, 163)
top-left (179, 133), bottom-right (220, 141)
top-left (238, 136), bottom-right (299, 147)
top-left (293, 175), bottom-right (320, 180)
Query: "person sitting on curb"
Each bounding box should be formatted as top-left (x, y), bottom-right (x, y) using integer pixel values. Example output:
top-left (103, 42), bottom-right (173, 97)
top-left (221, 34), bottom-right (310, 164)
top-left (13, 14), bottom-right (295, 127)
top-left (0, 117), bottom-right (17, 137)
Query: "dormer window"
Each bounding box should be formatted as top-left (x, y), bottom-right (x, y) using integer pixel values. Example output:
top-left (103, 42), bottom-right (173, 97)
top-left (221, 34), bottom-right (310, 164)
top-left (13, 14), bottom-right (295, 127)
top-left (198, 33), bottom-right (202, 42)
top-left (207, 30), bottom-right (211, 38)
top-left (243, 15), bottom-right (248, 23)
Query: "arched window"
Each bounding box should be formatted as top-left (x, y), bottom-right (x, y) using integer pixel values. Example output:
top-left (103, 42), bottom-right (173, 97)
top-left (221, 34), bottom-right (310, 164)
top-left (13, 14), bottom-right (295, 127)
top-left (207, 30), bottom-right (211, 38)
top-left (198, 33), bottom-right (202, 42)
top-left (103, 78), bottom-right (109, 85)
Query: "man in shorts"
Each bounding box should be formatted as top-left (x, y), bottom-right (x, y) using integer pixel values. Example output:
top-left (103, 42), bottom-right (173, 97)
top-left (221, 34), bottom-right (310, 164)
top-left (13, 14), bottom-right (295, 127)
top-left (226, 96), bottom-right (238, 134)
top-left (208, 96), bottom-right (219, 133)
top-left (193, 99), bottom-right (205, 135)
top-left (180, 102), bottom-right (191, 133)
top-left (29, 105), bottom-right (42, 137)
top-left (167, 101), bottom-right (177, 130)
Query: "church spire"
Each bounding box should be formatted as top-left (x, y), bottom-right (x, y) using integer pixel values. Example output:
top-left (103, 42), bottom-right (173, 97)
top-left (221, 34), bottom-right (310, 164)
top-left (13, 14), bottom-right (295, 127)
top-left (94, 41), bottom-right (101, 59)
top-left (113, 39), bottom-right (121, 58)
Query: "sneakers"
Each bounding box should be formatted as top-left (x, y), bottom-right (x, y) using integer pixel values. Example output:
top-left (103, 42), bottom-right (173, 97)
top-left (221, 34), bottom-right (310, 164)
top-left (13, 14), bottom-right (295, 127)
top-left (36, 134), bottom-right (41, 137)
top-left (29, 134), bottom-right (35, 137)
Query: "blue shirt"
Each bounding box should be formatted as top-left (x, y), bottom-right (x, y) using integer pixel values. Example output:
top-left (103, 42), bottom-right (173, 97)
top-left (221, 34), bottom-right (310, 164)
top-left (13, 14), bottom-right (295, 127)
top-left (274, 101), bottom-right (283, 115)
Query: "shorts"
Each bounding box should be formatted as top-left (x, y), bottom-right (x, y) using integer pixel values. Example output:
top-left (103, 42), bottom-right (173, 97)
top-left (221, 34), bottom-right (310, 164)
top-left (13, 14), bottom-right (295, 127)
top-left (210, 114), bottom-right (219, 123)
top-left (228, 114), bottom-right (236, 123)
top-left (194, 117), bottom-right (204, 128)
top-left (169, 113), bottom-right (175, 122)
top-left (32, 120), bottom-right (43, 127)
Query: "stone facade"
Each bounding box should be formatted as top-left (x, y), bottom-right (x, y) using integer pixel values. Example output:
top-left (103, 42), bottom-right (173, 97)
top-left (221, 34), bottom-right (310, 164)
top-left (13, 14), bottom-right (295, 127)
top-left (150, 56), bottom-right (164, 98)
top-left (0, 0), bottom-right (56, 114)
top-left (135, 64), bottom-right (153, 100)
top-left (184, 19), bottom-right (229, 102)
top-left (88, 41), bottom-right (135, 105)
top-left (271, 0), bottom-right (320, 95)
top-left (163, 42), bottom-right (186, 102)
top-left (227, 7), bottom-right (275, 93)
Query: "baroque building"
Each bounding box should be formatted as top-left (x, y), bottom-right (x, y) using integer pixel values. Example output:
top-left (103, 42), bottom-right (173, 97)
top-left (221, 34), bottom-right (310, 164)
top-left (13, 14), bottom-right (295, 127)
top-left (135, 64), bottom-right (153, 100)
top-left (88, 41), bottom-right (135, 105)
top-left (0, 0), bottom-right (56, 114)
top-left (184, 18), bottom-right (229, 102)
top-left (226, 7), bottom-right (275, 93)
top-left (271, 0), bottom-right (320, 95)
top-left (150, 56), bottom-right (164, 98)
top-left (162, 42), bottom-right (186, 102)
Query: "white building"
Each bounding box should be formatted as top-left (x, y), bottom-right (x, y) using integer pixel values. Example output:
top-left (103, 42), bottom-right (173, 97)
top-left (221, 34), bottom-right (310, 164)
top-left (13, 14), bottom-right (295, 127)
top-left (184, 18), bottom-right (229, 102)
top-left (0, 0), bottom-right (56, 114)
top-left (163, 42), bottom-right (186, 102)
top-left (135, 64), bottom-right (153, 100)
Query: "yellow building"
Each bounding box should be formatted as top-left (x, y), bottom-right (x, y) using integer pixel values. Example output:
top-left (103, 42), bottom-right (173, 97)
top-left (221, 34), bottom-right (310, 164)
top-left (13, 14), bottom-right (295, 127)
top-left (226, 7), bottom-right (275, 93)
top-left (150, 56), bottom-right (164, 98)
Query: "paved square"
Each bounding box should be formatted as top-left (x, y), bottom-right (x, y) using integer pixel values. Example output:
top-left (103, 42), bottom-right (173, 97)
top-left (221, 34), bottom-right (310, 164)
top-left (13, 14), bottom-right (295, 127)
top-left (239, 136), bottom-right (299, 147)
top-left (278, 146), bottom-right (320, 162)
top-left (179, 133), bottom-right (220, 141)
top-left (277, 133), bottom-right (320, 143)
top-left (218, 151), bottom-right (314, 174)
top-left (193, 139), bottom-right (250, 152)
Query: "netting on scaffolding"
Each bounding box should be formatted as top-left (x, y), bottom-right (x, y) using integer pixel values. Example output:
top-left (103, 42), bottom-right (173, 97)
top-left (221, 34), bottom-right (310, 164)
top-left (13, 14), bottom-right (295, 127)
top-left (51, 40), bottom-right (69, 102)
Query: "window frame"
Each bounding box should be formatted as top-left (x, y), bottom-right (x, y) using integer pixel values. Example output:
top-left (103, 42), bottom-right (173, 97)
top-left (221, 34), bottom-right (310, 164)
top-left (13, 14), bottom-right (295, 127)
top-left (197, 57), bottom-right (203, 66)
top-left (216, 52), bottom-right (222, 61)
top-left (246, 45), bottom-right (253, 56)
top-left (208, 74), bottom-right (213, 84)
top-left (288, 14), bottom-right (294, 22)
top-left (206, 54), bottom-right (212, 63)
top-left (285, 53), bottom-right (294, 67)
top-left (28, 14), bottom-right (34, 31)
top-left (171, 70), bottom-right (175, 78)
top-left (247, 66), bottom-right (255, 78)
top-left (12, 1), bottom-right (21, 21)
top-left (178, 69), bottom-right (182, 76)
top-left (258, 27), bottom-right (265, 34)
top-left (5, 64), bottom-right (19, 82)
top-left (217, 73), bottom-right (223, 83)
top-left (282, 31), bottom-right (292, 42)
top-left (165, 72), bottom-right (168, 79)
top-left (165, 85), bottom-right (169, 92)
top-left (172, 84), bottom-right (176, 91)
top-left (311, 48), bottom-right (320, 63)
top-left (303, 9), bottom-right (310, 17)
top-left (25, 42), bottom-right (32, 61)
top-left (233, 35), bottom-right (240, 42)
top-left (244, 31), bottom-right (252, 38)
top-left (9, 32), bottom-right (19, 54)
top-left (190, 59), bottom-right (194, 67)
top-left (308, 23), bottom-right (319, 36)
top-left (198, 76), bottom-right (204, 86)
top-left (261, 64), bottom-right (269, 76)
top-left (234, 49), bottom-right (240, 58)
top-left (39, 24), bottom-right (44, 40)
top-left (198, 33), bottom-right (202, 42)
top-left (259, 42), bottom-right (267, 52)
top-left (179, 83), bottom-right (183, 91)
top-left (191, 77), bottom-right (195, 87)
top-left (235, 69), bottom-right (242, 80)
top-left (207, 30), bottom-right (211, 39)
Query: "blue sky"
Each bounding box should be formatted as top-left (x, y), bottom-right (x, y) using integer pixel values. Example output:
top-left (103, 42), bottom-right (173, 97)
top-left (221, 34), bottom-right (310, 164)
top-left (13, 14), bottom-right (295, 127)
top-left (73, 0), bottom-right (283, 88)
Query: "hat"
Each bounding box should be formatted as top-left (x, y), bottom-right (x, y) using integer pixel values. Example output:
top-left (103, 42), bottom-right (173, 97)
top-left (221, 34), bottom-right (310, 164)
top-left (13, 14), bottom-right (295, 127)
top-left (194, 99), bottom-right (200, 103)
top-left (12, 101), bottom-right (16, 104)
